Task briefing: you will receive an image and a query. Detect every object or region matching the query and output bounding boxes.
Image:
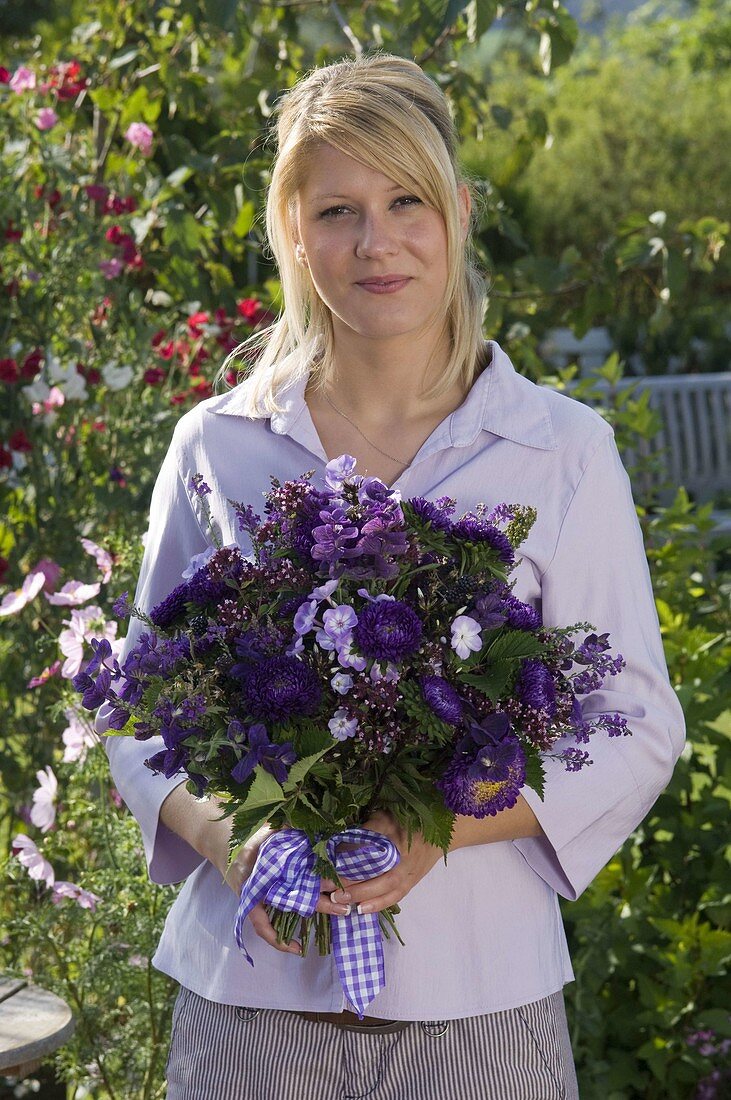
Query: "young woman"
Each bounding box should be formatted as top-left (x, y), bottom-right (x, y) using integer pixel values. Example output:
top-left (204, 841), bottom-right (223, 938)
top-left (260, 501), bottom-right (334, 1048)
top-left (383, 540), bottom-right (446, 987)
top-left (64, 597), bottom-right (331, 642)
top-left (96, 53), bottom-right (685, 1099)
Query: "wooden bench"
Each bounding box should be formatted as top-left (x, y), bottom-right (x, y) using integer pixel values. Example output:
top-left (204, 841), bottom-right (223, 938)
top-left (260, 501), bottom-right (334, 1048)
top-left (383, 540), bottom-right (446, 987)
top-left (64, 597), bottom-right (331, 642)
top-left (0, 977), bottom-right (75, 1079)
top-left (549, 370), bottom-right (731, 531)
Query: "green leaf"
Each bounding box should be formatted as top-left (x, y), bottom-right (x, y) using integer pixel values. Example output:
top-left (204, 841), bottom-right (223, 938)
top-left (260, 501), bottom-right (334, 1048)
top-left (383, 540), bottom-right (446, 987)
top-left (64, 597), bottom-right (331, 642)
top-left (487, 630), bottom-right (547, 662)
top-left (283, 747), bottom-right (332, 793)
top-left (462, 661), bottom-right (514, 700)
top-left (523, 751), bottom-right (546, 800)
top-left (240, 767), bottom-right (284, 810)
top-left (233, 200), bottom-right (256, 238)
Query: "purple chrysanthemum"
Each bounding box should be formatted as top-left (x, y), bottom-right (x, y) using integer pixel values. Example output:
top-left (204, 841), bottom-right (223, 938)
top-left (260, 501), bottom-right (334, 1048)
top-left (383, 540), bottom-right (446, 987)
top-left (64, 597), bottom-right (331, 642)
top-left (150, 581), bottom-right (191, 628)
top-left (504, 595), bottom-right (541, 631)
top-left (436, 736), bottom-right (526, 818)
top-left (517, 659), bottom-right (557, 716)
top-left (450, 515), bottom-right (514, 565)
top-left (420, 675), bottom-right (463, 725)
top-left (409, 497), bottom-right (453, 533)
top-left (352, 599), bottom-right (423, 661)
top-left (237, 655), bottom-right (322, 722)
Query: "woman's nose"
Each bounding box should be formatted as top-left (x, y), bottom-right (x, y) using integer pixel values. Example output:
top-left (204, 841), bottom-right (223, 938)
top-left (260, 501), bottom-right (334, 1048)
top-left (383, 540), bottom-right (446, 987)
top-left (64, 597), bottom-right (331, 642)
top-left (355, 214), bottom-right (398, 258)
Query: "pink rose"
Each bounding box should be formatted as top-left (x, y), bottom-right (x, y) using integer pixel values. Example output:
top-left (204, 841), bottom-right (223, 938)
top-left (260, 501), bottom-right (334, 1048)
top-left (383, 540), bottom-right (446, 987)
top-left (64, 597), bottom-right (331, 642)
top-left (36, 108), bottom-right (59, 131)
top-left (124, 122), bottom-right (153, 156)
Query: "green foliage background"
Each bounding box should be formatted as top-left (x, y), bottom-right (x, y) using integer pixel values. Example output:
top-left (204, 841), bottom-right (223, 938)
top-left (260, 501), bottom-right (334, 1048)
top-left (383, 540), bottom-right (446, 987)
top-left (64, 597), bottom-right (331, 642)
top-left (1, 1), bottom-right (729, 1097)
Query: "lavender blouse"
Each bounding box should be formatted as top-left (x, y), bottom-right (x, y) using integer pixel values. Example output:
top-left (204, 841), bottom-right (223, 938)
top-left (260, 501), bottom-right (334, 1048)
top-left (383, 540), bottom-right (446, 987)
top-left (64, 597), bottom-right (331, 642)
top-left (95, 339), bottom-right (685, 1019)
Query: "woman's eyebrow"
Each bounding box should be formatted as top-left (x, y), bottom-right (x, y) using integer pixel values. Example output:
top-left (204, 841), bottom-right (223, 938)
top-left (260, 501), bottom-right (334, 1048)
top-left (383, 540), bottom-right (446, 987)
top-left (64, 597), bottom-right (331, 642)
top-left (308, 183), bottom-right (404, 202)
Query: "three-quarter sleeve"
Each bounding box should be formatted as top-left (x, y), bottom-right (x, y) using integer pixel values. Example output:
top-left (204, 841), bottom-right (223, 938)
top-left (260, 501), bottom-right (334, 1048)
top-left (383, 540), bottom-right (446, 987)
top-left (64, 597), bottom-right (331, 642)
top-left (514, 431), bottom-right (686, 900)
top-left (94, 425), bottom-right (210, 884)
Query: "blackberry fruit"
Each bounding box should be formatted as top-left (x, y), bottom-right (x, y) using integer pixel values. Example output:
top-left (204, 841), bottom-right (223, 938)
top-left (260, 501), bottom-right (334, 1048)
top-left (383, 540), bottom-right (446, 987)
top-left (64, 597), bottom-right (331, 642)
top-left (190, 614), bottom-right (208, 636)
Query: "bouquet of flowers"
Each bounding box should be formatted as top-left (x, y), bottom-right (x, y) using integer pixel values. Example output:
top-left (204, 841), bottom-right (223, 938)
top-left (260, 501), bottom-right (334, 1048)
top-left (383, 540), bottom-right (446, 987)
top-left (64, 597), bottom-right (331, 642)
top-left (75, 454), bottom-right (630, 1015)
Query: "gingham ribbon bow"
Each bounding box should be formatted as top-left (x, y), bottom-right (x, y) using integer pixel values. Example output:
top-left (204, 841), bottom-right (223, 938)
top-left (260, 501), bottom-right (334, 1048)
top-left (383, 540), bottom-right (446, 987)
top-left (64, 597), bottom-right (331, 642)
top-left (234, 827), bottom-right (400, 1018)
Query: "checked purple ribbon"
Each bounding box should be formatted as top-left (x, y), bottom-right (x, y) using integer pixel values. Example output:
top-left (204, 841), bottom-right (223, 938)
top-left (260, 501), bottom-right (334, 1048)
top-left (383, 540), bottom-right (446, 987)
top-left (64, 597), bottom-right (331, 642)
top-left (234, 827), bottom-right (400, 1018)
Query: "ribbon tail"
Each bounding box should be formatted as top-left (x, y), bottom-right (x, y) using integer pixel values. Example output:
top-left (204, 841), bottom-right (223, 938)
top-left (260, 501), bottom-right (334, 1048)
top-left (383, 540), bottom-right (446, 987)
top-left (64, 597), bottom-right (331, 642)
top-left (234, 871), bottom-right (275, 966)
top-left (330, 909), bottom-right (385, 1020)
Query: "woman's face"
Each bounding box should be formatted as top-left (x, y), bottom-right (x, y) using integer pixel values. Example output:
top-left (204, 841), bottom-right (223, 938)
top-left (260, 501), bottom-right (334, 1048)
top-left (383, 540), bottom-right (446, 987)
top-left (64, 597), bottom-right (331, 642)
top-left (294, 142), bottom-right (470, 344)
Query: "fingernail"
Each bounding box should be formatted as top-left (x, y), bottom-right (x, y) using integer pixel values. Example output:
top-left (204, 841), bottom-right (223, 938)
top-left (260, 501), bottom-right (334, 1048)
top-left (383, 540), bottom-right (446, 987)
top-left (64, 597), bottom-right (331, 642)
top-left (357, 903), bottom-right (372, 915)
top-left (331, 890), bottom-right (352, 904)
top-left (335, 904), bottom-right (352, 917)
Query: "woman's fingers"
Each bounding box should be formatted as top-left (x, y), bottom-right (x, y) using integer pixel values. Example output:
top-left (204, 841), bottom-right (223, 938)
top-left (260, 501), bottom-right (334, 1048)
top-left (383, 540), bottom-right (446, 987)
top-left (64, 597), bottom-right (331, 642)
top-left (248, 902), bottom-right (302, 955)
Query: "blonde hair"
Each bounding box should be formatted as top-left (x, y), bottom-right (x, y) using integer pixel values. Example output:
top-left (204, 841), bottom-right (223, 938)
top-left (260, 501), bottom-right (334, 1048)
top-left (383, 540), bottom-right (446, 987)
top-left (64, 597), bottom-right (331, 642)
top-left (216, 52), bottom-right (488, 414)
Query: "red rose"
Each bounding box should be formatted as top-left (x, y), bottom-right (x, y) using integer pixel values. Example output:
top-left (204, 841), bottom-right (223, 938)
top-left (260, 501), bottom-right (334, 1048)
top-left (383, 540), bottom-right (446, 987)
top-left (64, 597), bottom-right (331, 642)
top-left (21, 349), bottom-right (42, 379)
top-left (0, 358), bottom-right (19, 383)
top-left (9, 428), bottom-right (33, 452)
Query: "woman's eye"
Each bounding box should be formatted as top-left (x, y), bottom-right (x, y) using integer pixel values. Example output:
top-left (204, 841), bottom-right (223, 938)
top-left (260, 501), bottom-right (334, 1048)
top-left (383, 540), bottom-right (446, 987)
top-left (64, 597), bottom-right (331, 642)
top-left (318, 195), bottom-right (423, 219)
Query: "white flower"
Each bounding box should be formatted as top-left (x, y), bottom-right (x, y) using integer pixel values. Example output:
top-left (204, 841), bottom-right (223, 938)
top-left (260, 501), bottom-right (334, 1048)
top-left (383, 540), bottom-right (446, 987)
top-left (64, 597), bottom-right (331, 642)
top-left (80, 537), bottom-right (113, 583)
top-left (22, 378), bottom-right (51, 404)
top-left (12, 834), bottom-right (54, 886)
top-left (328, 708), bottom-right (358, 741)
top-left (0, 571), bottom-right (45, 617)
top-left (58, 605), bottom-right (119, 679)
top-left (30, 766), bottom-right (58, 833)
top-left (450, 614), bottom-right (483, 660)
top-left (51, 881), bottom-right (101, 911)
top-left (46, 580), bottom-right (101, 606)
top-left (62, 706), bottom-right (98, 763)
top-left (101, 361), bottom-right (134, 391)
top-left (46, 352), bottom-right (88, 401)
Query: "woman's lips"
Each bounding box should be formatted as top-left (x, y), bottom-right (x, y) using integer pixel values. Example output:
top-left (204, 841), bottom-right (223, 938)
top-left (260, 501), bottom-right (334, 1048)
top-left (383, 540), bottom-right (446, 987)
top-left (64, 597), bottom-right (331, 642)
top-left (356, 278), bottom-right (412, 294)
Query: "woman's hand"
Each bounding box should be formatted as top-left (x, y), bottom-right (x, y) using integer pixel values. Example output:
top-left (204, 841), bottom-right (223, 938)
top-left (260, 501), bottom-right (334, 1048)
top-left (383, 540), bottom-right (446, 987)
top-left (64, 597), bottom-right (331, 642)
top-left (203, 819), bottom-right (351, 956)
top-left (329, 810), bottom-right (443, 915)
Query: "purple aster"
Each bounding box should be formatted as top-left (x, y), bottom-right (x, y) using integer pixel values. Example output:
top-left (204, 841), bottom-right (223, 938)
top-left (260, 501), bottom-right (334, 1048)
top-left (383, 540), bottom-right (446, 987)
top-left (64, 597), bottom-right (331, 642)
top-left (504, 595), bottom-right (541, 631)
top-left (150, 581), bottom-right (191, 627)
top-left (436, 734), bottom-right (526, 818)
top-left (420, 675), bottom-right (463, 725)
top-left (352, 599), bottom-right (423, 661)
top-left (517, 659), bottom-right (557, 717)
top-left (409, 496), bottom-right (453, 533)
top-left (237, 655), bottom-right (322, 722)
top-left (450, 515), bottom-right (514, 565)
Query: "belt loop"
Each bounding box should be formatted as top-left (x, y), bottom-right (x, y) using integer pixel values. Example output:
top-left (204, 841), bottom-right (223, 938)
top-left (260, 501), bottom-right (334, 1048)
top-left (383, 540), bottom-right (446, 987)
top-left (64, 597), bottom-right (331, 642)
top-left (235, 1007), bottom-right (261, 1023)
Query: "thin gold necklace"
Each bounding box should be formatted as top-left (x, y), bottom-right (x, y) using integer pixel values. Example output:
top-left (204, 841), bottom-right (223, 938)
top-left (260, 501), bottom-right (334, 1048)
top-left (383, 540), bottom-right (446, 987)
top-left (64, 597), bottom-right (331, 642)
top-left (322, 386), bottom-right (411, 468)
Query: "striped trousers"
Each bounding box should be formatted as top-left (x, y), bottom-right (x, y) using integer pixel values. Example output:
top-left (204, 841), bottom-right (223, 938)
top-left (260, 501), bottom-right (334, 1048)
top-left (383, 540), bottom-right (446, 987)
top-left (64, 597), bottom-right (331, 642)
top-left (166, 986), bottom-right (580, 1099)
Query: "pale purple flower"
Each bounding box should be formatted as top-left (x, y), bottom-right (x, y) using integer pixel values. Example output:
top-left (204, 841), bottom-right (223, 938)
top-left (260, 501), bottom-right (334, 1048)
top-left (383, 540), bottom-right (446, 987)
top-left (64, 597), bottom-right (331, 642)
top-left (125, 121), bottom-right (154, 155)
top-left (36, 107), bottom-right (58, 131)
top-left (12, 834), bottom-right (54, 886)
top-left (293, 599), bottom-right (319, 635)
top-left (182, 545), bottom-right (217, 580)
top-left (61, 706), bottom-right (98, 763)
top-left (369, 661), bottom-right (400, 683)
top-left (331, 672), bottom-right (353, 695)
top-left (30, 766), bottom-right (58, 833)
top-left (324, 453), bottom-right (357, 490)
top-left (10, 66), bottom-right (36, 93)
top-left (309, 578), bottom-right (339, 602)
top-left (314, 627), bottom-right (336, 651)
top-left (51, 881), bottom-right (101, 911)
top-left (450, 615), bottom-right (483, 660)
top-left (328, 708), bottom-right (358, 741)
top-left (323, 604), bottom-right (358, 641)
top-left (80, 537), bottom-right (113, 583)
top-left (0, 571), bottom-right (45, 617)
top-left (336, 639), bottom-right (367, 671)
top-left (99, 258), bottom-right (124, 279)
top-left (46, 580), bottom-right (101, 606)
